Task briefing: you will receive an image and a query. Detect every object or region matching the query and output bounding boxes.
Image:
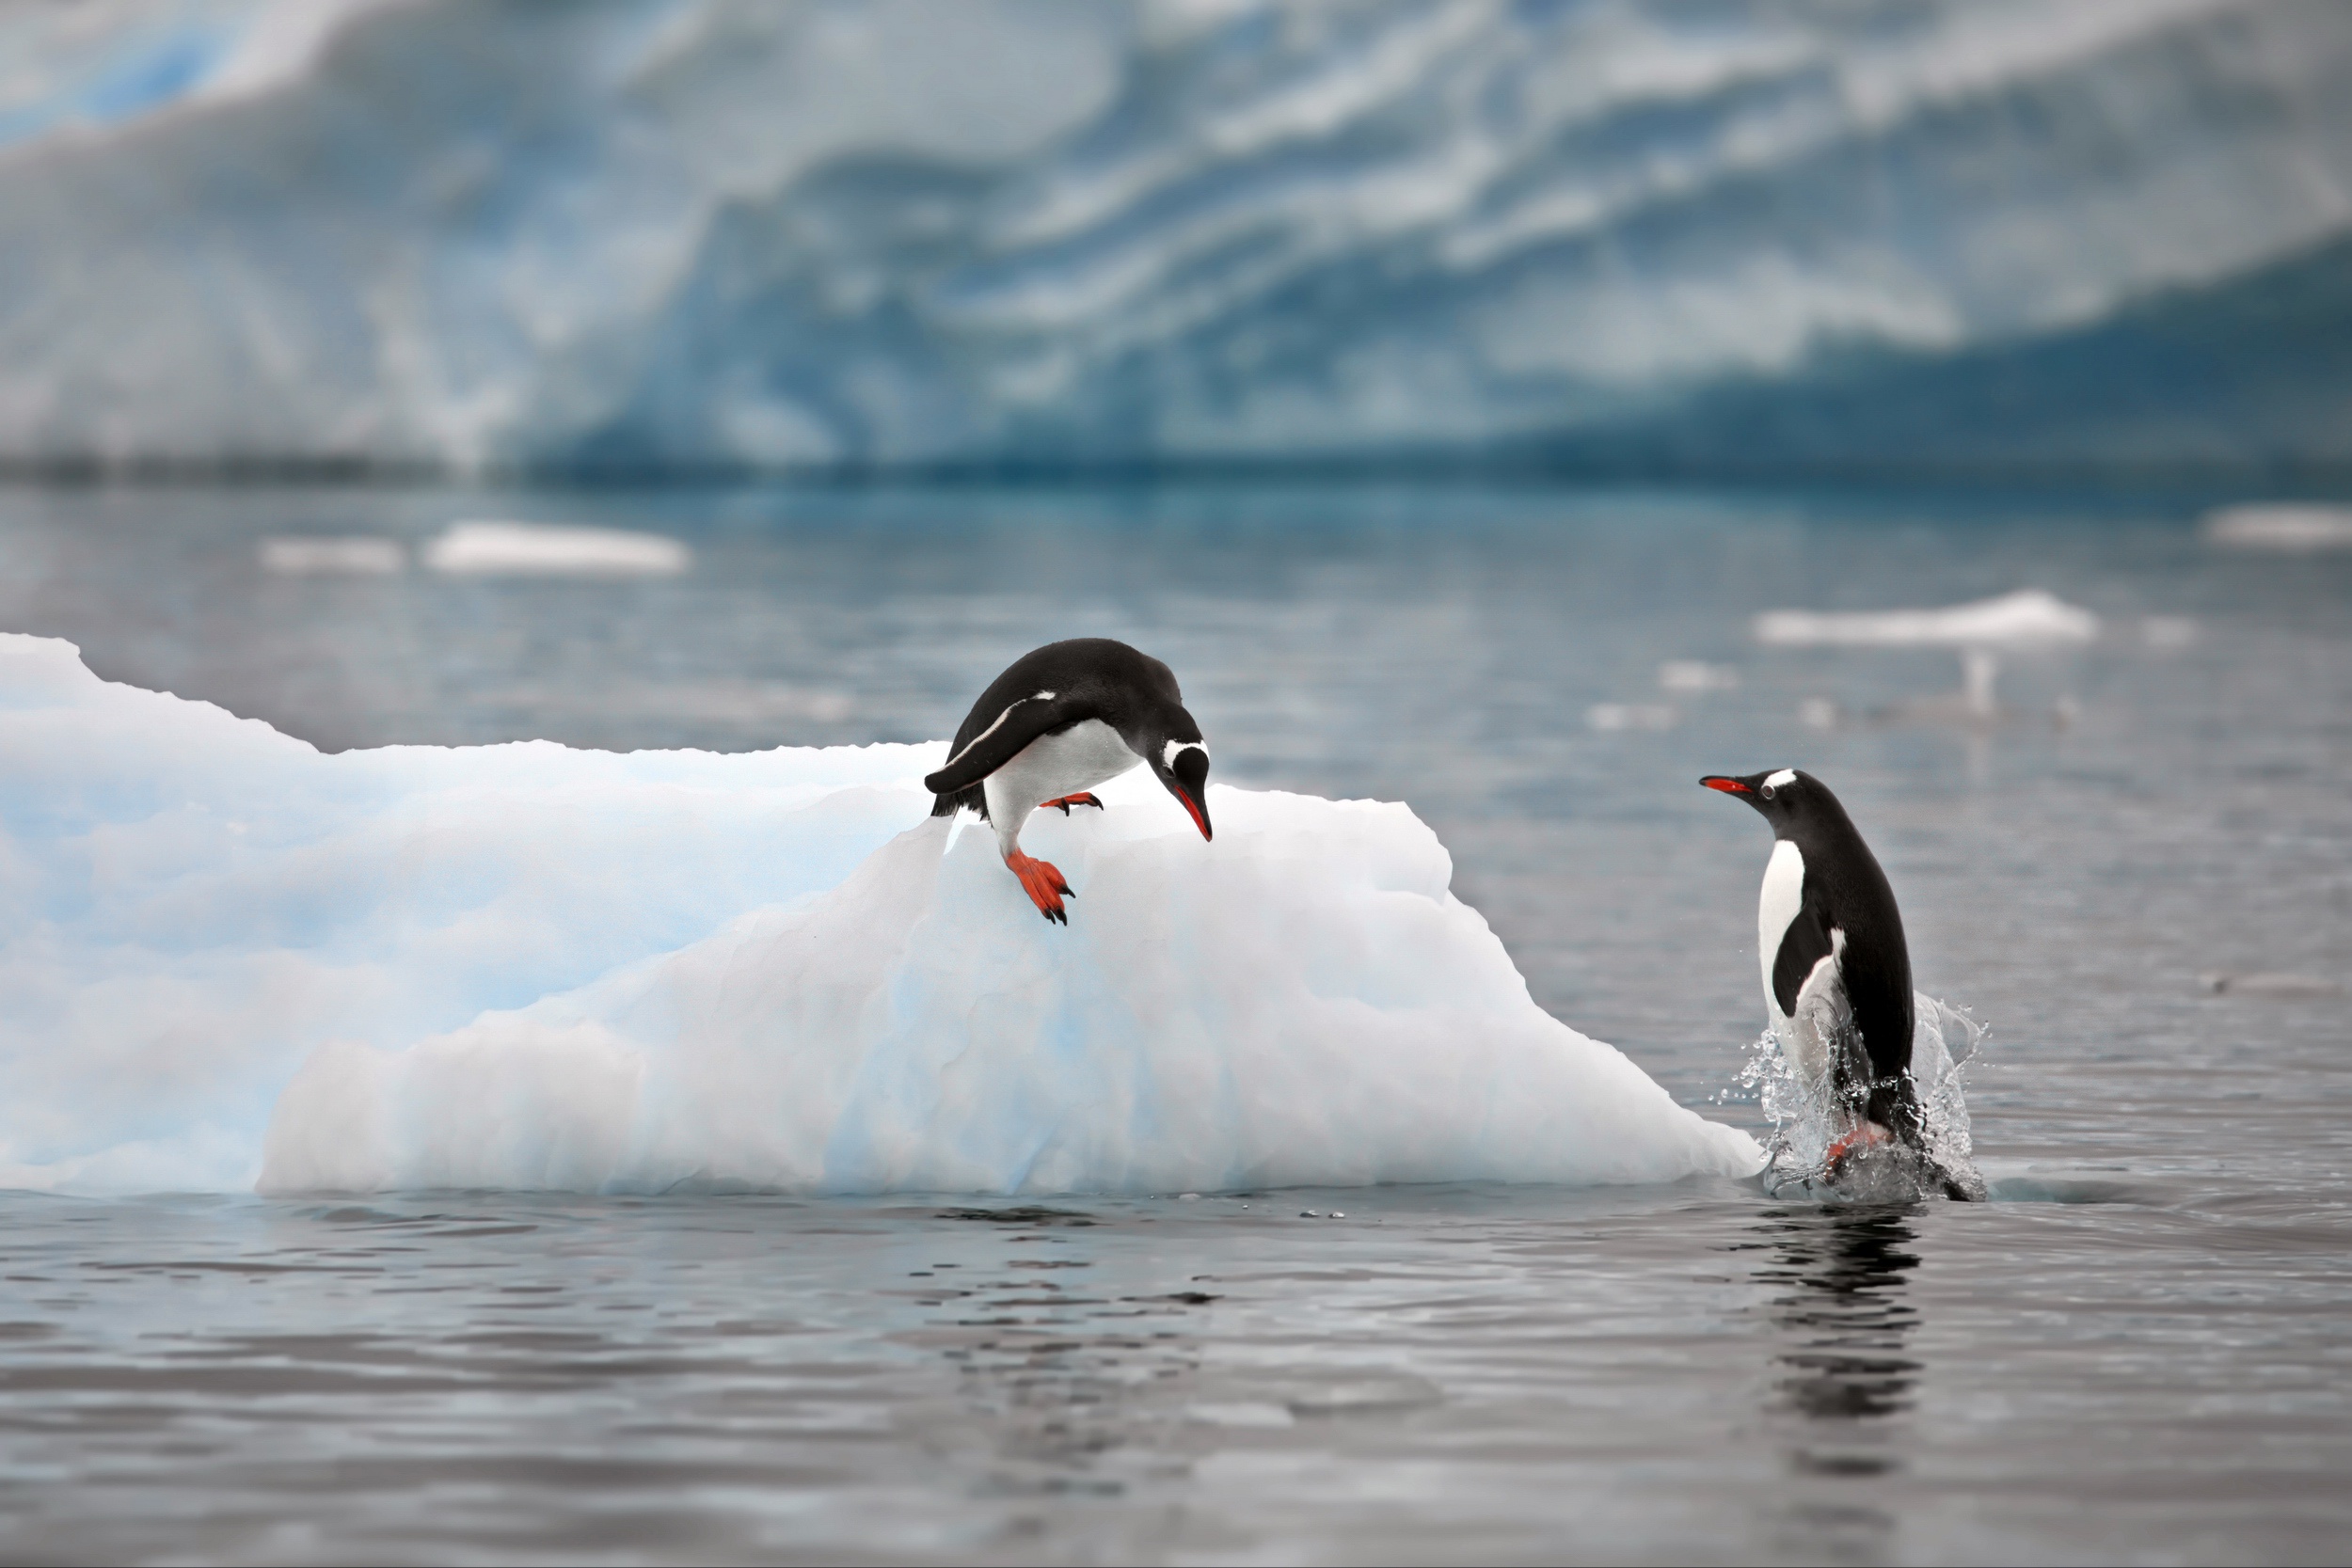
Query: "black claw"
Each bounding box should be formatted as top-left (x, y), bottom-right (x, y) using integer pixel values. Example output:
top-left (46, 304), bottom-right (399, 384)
top-left (1051, 800), bottom-right (1071, 815)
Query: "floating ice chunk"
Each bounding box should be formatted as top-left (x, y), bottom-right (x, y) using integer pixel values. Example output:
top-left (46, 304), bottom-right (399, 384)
top-left (1186, 1403), bottom-right (1294, 1429)
top-left (259, 535), bottom-right (405, 576)
top-left (2202, 504), bottom-right (2352, 551)
top-left (259, 768), bottom-right (1761, 1196)
top-left (1755, 589), bottom-right (2098, 647)
top-left (423, 520), bottom-right (691, 577)
top-left (0, 633), bottom-right (1757, 1196)
top-left (2199, 972), bottom-right (2343, 998)
top-left (0, 633), bottom-right (928, 1193)
top-left (1659, 660), bottom-right (1740, 693)
top-left (1586, 703), bottom-right (1677, 732)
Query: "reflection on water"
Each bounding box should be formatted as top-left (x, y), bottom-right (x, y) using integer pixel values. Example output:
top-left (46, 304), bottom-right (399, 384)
top-left (914, 1206), bottom-right (1204, 1503)
top-left (1746, 1205), bottom-right (1922, 1561)
top-left (1759, 1205), bottom-right (1920, 1437)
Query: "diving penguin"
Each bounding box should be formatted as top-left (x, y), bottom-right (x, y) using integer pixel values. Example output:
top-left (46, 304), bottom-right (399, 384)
top-left (927, 639), bottom-right (1213, 923)
top-left (1700, 768), bottom-right (1975, 1196)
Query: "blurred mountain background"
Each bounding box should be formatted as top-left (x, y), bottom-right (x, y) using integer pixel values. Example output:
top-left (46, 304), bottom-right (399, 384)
top-left (1, 0), bottom-right (2347, 479)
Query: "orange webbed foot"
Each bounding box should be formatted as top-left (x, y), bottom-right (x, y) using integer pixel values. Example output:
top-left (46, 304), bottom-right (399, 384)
top-left (1005, 849), bottom-right (1074, 924)
top-left (1825, 1121), bottom-right (1892, 1167)
top-left (1040, 793), bottom-right (1104, 815)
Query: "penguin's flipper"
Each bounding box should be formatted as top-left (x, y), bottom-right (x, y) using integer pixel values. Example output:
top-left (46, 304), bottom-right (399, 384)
top-left (923, 692), bottom-right (1093, 797)
top-left (1771, 904), bottom-right (1837, 1020)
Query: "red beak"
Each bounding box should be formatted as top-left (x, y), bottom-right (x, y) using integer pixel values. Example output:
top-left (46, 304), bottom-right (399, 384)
top-left (1178, 787), bottom-right (1213, 841)
top-left (1700, 776), bottom-right (1751, 795)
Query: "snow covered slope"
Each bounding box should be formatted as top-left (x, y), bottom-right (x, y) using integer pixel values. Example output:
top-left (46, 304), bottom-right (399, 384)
top-left (0, 634), bottom-right (1759, 1195)
top-left (0, 0), bottom-right (2345, 471)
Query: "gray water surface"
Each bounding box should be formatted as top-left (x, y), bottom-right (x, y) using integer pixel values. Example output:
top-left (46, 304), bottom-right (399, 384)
top-left (0, 481), bottom-right (2346, 1562)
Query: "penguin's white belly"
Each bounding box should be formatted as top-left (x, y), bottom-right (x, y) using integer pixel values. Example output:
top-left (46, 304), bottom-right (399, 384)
top-left (1779, 936), bottom-right (1850, 1101)
top-left (1757, 840), bottom-right (1805, 1016)
top-left (1757, 839), bottom-right (1849, 1099)
top-left (985, 720), bottom-right (1141, 849)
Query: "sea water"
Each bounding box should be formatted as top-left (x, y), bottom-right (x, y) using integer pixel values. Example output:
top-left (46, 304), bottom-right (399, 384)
top-left (0, 480), bottom-right (2346, 1562)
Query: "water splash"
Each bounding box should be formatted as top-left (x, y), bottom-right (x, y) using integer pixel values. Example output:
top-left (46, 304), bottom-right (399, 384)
top-left (1740, 993), bottom-right (1987, 1201)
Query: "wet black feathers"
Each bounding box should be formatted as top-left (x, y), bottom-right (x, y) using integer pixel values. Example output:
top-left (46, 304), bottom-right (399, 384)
top-left (1780, 801), bottom-right (1914, 1088)
top-left (926, 639), bottom-right (1187, 821)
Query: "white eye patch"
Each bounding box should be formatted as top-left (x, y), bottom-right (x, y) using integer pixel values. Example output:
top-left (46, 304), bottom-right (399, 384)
top-left (1163, 739), bottom-right (1208, 768)
top-left (1763, 768), bottom-right (1797, 790)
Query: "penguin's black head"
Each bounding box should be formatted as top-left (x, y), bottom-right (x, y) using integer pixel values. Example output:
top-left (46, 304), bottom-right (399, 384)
top-left (1116, 653), bottom-right (1212, 842)
top-left (1700, 768), bottom-right (1820, 833)
top-left (1153, 734), bottom-right (1213, 841)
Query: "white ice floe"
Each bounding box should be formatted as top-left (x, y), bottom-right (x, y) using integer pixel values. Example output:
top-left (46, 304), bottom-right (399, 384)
top-left (1755, 589), bottom-right (2099, 648)
top-left (258, 536), bottom-right (405, 576)
top-left (2201, 504), bottom-right (2352, 551)
top-left (1658, 660), bottom-right (1740, 693)
top-left (422, 521), bottom-right (691, 577)
top-left (0, 634), bottom-right (1759, 1196)
top-left (1586, 703), bottom-right (1677, 733)
top-left (2198, 972), bottom-right (2344, 999)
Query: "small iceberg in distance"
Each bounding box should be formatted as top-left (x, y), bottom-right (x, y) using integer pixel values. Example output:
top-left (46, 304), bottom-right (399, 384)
top-left (0, 634), bottom-right (1757, 1196)
top-left (259, 536), bottom-right (405, 576)
top-left (1659, 660), bottom-right (1740, 693)
top-left (1755, 589), bottom-right (2099, 648)
top-left (1586, 703), bottom-right (1677, 733)
top-left (1755, 590), bottom-right (2097, 727)
top-left (2202, 503), bottom-right (2352, 552)
top-left (423, 520), bottom-right (691, 577)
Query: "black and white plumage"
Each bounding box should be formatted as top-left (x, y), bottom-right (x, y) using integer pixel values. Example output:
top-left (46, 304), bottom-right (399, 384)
top-left (1700, 768), bottom-right (1935, 1172)
top-left (926, 639), bottom-right (1212, 924)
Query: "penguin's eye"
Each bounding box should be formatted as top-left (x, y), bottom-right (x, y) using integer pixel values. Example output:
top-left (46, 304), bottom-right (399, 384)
top-left (1759, 784), bottom-right (1777, 800)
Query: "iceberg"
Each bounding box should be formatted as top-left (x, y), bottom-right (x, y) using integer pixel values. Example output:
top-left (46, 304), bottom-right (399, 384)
top-left (257, 534), bottom-right (405, 576)
top-left (421, 520), bottom-right (692, 577)
top-left (2202, 503), bottom-right (2352, 552)
top-left (1754, 589), bottom-right (2100, 648)
top-left (0, 1), bottom-right (2347, 472)
top-left (1754, 589), bottom-right (2098, 724)
top-left (0, 633), bottom-right (1759, 1196)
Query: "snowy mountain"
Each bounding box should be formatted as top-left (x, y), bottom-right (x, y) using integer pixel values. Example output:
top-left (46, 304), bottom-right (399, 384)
top-left (0, 0), bottom-right (2345, 473)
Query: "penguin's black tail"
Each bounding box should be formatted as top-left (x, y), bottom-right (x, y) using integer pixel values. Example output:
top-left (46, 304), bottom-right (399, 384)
top-left (930, 784), bottom-right (987, 821)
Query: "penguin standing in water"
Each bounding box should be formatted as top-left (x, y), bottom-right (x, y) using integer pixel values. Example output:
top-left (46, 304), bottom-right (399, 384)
top-left (927, 639), bottom-right (1213, 923)
top-left (1700, 768), bottom-right (1977, 1198)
